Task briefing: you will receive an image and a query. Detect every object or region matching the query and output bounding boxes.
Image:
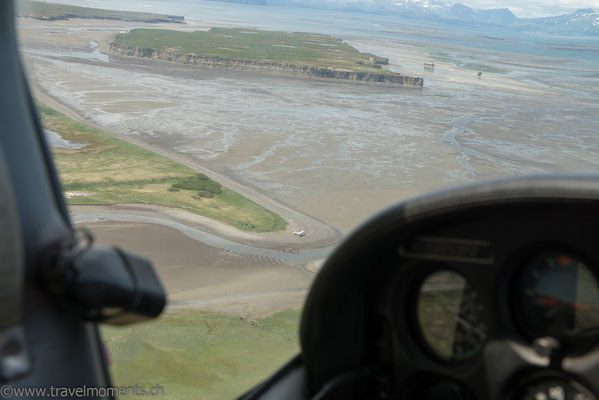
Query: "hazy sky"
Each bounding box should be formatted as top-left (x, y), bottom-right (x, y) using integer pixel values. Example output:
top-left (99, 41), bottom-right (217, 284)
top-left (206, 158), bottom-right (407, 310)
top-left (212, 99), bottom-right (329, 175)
top-left (456, 0), bottom-right (598, 17)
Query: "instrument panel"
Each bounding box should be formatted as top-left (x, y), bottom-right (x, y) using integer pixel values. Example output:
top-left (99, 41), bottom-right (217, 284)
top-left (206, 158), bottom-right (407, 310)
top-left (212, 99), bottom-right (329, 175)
top-left (299, 177), bottom-right (599, 400)
top-left (516, 252), bottom-right (599, 347)
top-left (416, 269), bottom-right (487, 362)
top-left (380, 209), bottom-right (599, 399)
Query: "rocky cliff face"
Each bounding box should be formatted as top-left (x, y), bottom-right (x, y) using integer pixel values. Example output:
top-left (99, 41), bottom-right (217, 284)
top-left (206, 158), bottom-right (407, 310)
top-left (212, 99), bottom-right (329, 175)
top-left (109, 43), bottom-right (424, 87)
top-left (19, 14), bottom-right (184, 23)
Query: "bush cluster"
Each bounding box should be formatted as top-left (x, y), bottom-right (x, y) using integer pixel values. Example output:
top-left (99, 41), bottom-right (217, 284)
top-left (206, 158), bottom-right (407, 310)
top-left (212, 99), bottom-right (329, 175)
top-left (239, 222), bottom-right (256, 230)
top-left (171, 173), bottom-right (222, 194)
top-left (192, 191), bottom-right (214, 199)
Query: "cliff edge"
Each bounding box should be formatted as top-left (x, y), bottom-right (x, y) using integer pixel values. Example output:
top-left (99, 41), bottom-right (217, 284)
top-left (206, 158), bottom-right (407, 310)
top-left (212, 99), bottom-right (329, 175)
top-left (109, 43), bottom-right (424, 87)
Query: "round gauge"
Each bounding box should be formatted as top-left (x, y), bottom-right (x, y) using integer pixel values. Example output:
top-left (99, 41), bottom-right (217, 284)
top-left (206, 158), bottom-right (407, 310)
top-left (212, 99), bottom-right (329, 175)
top-left (521, 378), bottom-right (596, 400)
top-left (517, 252), bottom-right (599, 341)
top-left (416, 270), bottom-right (487, 361)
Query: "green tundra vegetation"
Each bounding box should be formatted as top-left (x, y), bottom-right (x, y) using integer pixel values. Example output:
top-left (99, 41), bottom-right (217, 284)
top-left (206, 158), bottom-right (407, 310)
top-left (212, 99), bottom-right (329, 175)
top-left (171, 173), bottom-right (222, 197)
top-left (113, 27), bottom-right (391, 73)
top-left (38, 102), bottom-right (287, 232)
top-left (101, 309), bottom-right (301, 400)
top-left (16, 0), bottom-right (185, 23)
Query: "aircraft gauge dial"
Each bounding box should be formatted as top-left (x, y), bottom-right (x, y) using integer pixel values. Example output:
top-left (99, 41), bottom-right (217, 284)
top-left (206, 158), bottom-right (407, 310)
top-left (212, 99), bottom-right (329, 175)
top-left (416, 270), bottom-right (487, 361)
top-left (516, 251), bottom-right (599, 343)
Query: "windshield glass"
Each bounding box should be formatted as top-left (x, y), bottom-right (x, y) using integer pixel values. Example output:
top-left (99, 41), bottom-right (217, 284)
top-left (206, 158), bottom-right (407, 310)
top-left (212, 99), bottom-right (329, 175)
top-left (15, 0), bottom-right (598, 398)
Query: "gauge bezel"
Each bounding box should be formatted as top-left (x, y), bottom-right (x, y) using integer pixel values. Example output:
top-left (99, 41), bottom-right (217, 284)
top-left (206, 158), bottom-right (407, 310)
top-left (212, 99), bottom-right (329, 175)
top-left (511, 244), bottom-right (599, 355)
top-left (401, 373), bottom-right (477, 400)
top-left (409, 264), bottom-right (488, 364)
top-left (502, 369), bottom-right (598, 400)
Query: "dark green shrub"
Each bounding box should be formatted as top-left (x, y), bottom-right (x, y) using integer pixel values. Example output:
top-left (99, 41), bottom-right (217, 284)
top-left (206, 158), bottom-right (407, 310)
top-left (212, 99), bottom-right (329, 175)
top-left (193, 191), bottom-right (214, 199)
top-left (172, 173), bottom-right (221, 194)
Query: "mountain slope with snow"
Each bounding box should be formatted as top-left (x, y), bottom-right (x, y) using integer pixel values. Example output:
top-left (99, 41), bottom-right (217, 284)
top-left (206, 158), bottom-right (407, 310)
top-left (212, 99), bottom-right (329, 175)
top-left (513, 8), bottom-right (599, 35)
top-left (211, 0), bottom-right (599, 35)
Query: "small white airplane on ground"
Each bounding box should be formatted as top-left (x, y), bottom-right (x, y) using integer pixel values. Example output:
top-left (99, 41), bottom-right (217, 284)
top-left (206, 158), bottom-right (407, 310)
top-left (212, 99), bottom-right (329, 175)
top-left (293, 230), bottom-right (306, 237)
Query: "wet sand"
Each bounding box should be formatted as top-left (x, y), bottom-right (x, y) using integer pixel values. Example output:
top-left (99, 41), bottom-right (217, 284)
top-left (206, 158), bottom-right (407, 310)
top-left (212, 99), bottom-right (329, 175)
top-left (31, 81), bottom-right (342, 247)
top-left (18, 18), bottom-right (599, 233)
top-left (87, 220), bottom-right (313, 317)
top-left (70, 203), bottom-right (338, 250)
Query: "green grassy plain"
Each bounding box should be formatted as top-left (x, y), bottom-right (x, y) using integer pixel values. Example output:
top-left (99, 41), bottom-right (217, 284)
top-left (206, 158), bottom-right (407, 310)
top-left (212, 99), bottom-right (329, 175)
top-left (101, 309), bottom-right (301, 400)
top-left (39, 102), bottom-right (287, 232)
top-left (114, 27), bottom-right (390, 73)
top-left (17, 0), bottom-right (184, 23)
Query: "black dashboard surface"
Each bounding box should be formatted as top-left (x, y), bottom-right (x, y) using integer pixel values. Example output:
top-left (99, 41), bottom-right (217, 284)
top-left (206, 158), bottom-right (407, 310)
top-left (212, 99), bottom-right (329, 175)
top-left (299, 175), bottom-right (599, 400)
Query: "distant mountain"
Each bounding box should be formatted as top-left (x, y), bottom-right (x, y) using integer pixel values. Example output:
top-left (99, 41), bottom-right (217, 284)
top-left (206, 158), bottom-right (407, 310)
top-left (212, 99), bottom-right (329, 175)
top-left (212, 0), bottom-right (267, 4)
top-left (513, 8), bottom-right (599, 35)
top-left (440, 3), bottom-right (480, 22)
top-left (208, 0), bottom-right (599, 36)
top-left (475, 8), bottom-right (518, 25)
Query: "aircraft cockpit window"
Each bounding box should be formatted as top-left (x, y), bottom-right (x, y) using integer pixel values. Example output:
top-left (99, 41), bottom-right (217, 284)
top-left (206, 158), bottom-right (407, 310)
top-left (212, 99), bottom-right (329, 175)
top-left (11, 0), bottom-right (599, 398)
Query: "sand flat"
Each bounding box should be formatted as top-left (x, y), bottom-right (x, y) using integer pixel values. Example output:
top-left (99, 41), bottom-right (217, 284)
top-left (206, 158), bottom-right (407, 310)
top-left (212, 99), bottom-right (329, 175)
top-left (20, 19), bottom-right (599, 232)
top-left (85, 220), bottom-right (314, 317)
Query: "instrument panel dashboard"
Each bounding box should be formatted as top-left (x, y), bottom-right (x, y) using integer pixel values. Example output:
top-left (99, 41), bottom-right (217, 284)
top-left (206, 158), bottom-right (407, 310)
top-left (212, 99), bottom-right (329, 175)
top-left (377, 206), bottom-right (599, 399)
top-left (299, 176), bottom-right (599, 400)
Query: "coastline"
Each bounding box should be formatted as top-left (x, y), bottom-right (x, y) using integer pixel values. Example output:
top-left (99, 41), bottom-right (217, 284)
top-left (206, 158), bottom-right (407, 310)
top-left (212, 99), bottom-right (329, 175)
top-left (85, 218), bottom-right (318, 317)
top-left (31, 81), bottom-right (342, 250)
top-left (109, 43), bottom-right (424, 87)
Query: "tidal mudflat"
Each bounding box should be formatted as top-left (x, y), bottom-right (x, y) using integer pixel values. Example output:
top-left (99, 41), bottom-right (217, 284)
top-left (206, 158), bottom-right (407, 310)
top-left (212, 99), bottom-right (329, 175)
top-left (19, 17), bottom-right (599, 234)
top-left (16, 11), bottom-right (599, 317)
